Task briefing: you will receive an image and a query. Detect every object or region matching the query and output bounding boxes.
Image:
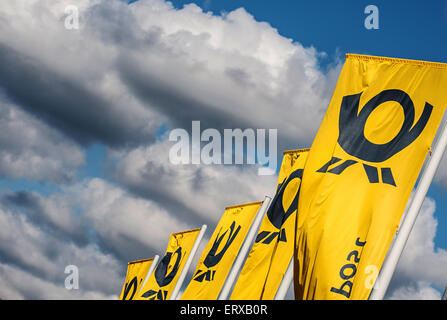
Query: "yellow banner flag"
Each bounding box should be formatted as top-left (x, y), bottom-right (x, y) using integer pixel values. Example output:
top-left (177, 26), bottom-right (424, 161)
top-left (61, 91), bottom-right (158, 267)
top-left (230, 149), bottom-right (309, 300)
top-left (119, 258), bottom-right (154, 300)
top-left (295, 54), bottom-right (447, 300)
top-left (181, 201), bottom-right (263, 300)
top-left (136, 228), bottom-right (201, 300)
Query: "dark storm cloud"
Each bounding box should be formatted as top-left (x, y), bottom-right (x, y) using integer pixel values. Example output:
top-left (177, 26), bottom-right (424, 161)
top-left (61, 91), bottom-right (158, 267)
top-left (0, 199), bottom-right (122, 298)
top-left (0, 96), bottom-right (84, 183)
top-left (110, 160), bottom-right (219, 228)
top-left (94, 231), bottom-right (159, 264)
top-left (0, 188), bottom-right (166, 265)
top-left (118, 56), bottom-right (249, 131)
top-left (0, 43), bottom-right (155, 148)
top-left (1, 191), bottom-right (89, 246)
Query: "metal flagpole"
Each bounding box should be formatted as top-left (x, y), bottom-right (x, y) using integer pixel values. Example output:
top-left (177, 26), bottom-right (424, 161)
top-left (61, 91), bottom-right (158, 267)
top-left (137, 255), bottom-right (160, 296)
top-left (217, 195), bottom-right (272, 300)
top-left (171, 224), bottom-right (207, 300)
top-left (442, 287), bottom-right (447, 300)
top-left (274, 257), bottom-right (293, 300)
top-left (370, 118), bottom-right (447, 300)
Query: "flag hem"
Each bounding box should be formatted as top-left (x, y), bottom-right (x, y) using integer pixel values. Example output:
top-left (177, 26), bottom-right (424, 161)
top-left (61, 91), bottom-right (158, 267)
top-left (346, 53), bottom-right (447, 69)
top-left (283, 148), bottom-right (310, 155)
top-left (127, 258), bottom-right (154, 265)
top-left (225, 201), bottom-right (263, 210)
top-left (171, 228), bottom-right (202, 237)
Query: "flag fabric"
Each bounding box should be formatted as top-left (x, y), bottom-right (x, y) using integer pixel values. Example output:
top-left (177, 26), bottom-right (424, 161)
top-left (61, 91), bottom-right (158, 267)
top-left (294, 54), bottom-right (447, 300)
top-left (137, 228), bottom-right (201, 300)
top-left (230, 149), bottom-right (309, 300)
top-left (119, 258), bottom-right (154, 300)
top-left (181, 201), bottom-right (263, 300)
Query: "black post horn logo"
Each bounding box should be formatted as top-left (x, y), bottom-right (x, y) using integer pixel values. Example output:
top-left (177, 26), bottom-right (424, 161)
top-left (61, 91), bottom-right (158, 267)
top-left (193, 221), bottom-right (240, 283)
top-left (256, 168), bottom-right (303, 245)
top-left (122, 277), bottom-right (138, 300)
top-left (141, 246), bottom-right (182, 300)
top-left (317, 89), bottom-right (433, 186)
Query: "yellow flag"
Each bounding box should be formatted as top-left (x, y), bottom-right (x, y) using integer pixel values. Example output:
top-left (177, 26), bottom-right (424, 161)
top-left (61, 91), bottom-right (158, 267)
top-left (136, 228), bottom-right (201, 300)
top-left (181, 202), bottom-right (263, 300)
top-left (295, 54), bottom-right (447, 300)
top-left (119, 258), bottom-right (154, 300)
top-left (230, 149), bottom-right (309, 300)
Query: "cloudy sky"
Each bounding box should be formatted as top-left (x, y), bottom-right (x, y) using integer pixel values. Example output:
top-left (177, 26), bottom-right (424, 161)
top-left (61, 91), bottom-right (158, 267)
top-left (0, 0), bottom-right (446, 300)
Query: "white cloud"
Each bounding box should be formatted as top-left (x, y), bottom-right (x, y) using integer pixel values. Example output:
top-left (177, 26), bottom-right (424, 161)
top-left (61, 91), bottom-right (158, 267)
top-left (386, 196), bottom-right (447, 299)
top-left (69, 177), bottom-right (193, 259)
top-left (0, 204), bottom-right (123, 299)
top-left (122, 0), bottom-right (338, 145)
top-left (0, 174), bottom-right (205, 299)
top-left (2, 190), bottom-right (89, 244)
top-left (388, 281), bottom-right (441, 300)
top-left (2, 176), bottom-right (195, 262)
top-left (0, 263), bottom-right (117, 300)
top-left (112, 139), bottom-right (277, 226)
top-left (0, 0), bottom-right (338, 155)
top-left (0, 0), bottom-right (162, 148)
top-left (0, 97), bottom-right (84, 183)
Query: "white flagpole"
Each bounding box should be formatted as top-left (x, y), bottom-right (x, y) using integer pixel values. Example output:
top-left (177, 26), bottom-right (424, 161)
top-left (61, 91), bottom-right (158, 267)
top-left (218, 195), bottom-right (272, 300)
top-left (171, 224), bottom-right (207, 300)
top-left (274, 257), bottom-right (293, 300)
top-left (137, 255), bottom-right (160, 296)
top-left (370, 118), bottom-right (447, 300)
top-left (442, 287), bottom-right (447, 300)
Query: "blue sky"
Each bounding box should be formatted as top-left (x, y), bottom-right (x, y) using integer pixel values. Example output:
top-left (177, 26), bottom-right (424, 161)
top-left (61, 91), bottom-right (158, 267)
top-left (168, 0), bottom-right (447, 63)
top-left (1, 0), bottom-right (447, 300)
